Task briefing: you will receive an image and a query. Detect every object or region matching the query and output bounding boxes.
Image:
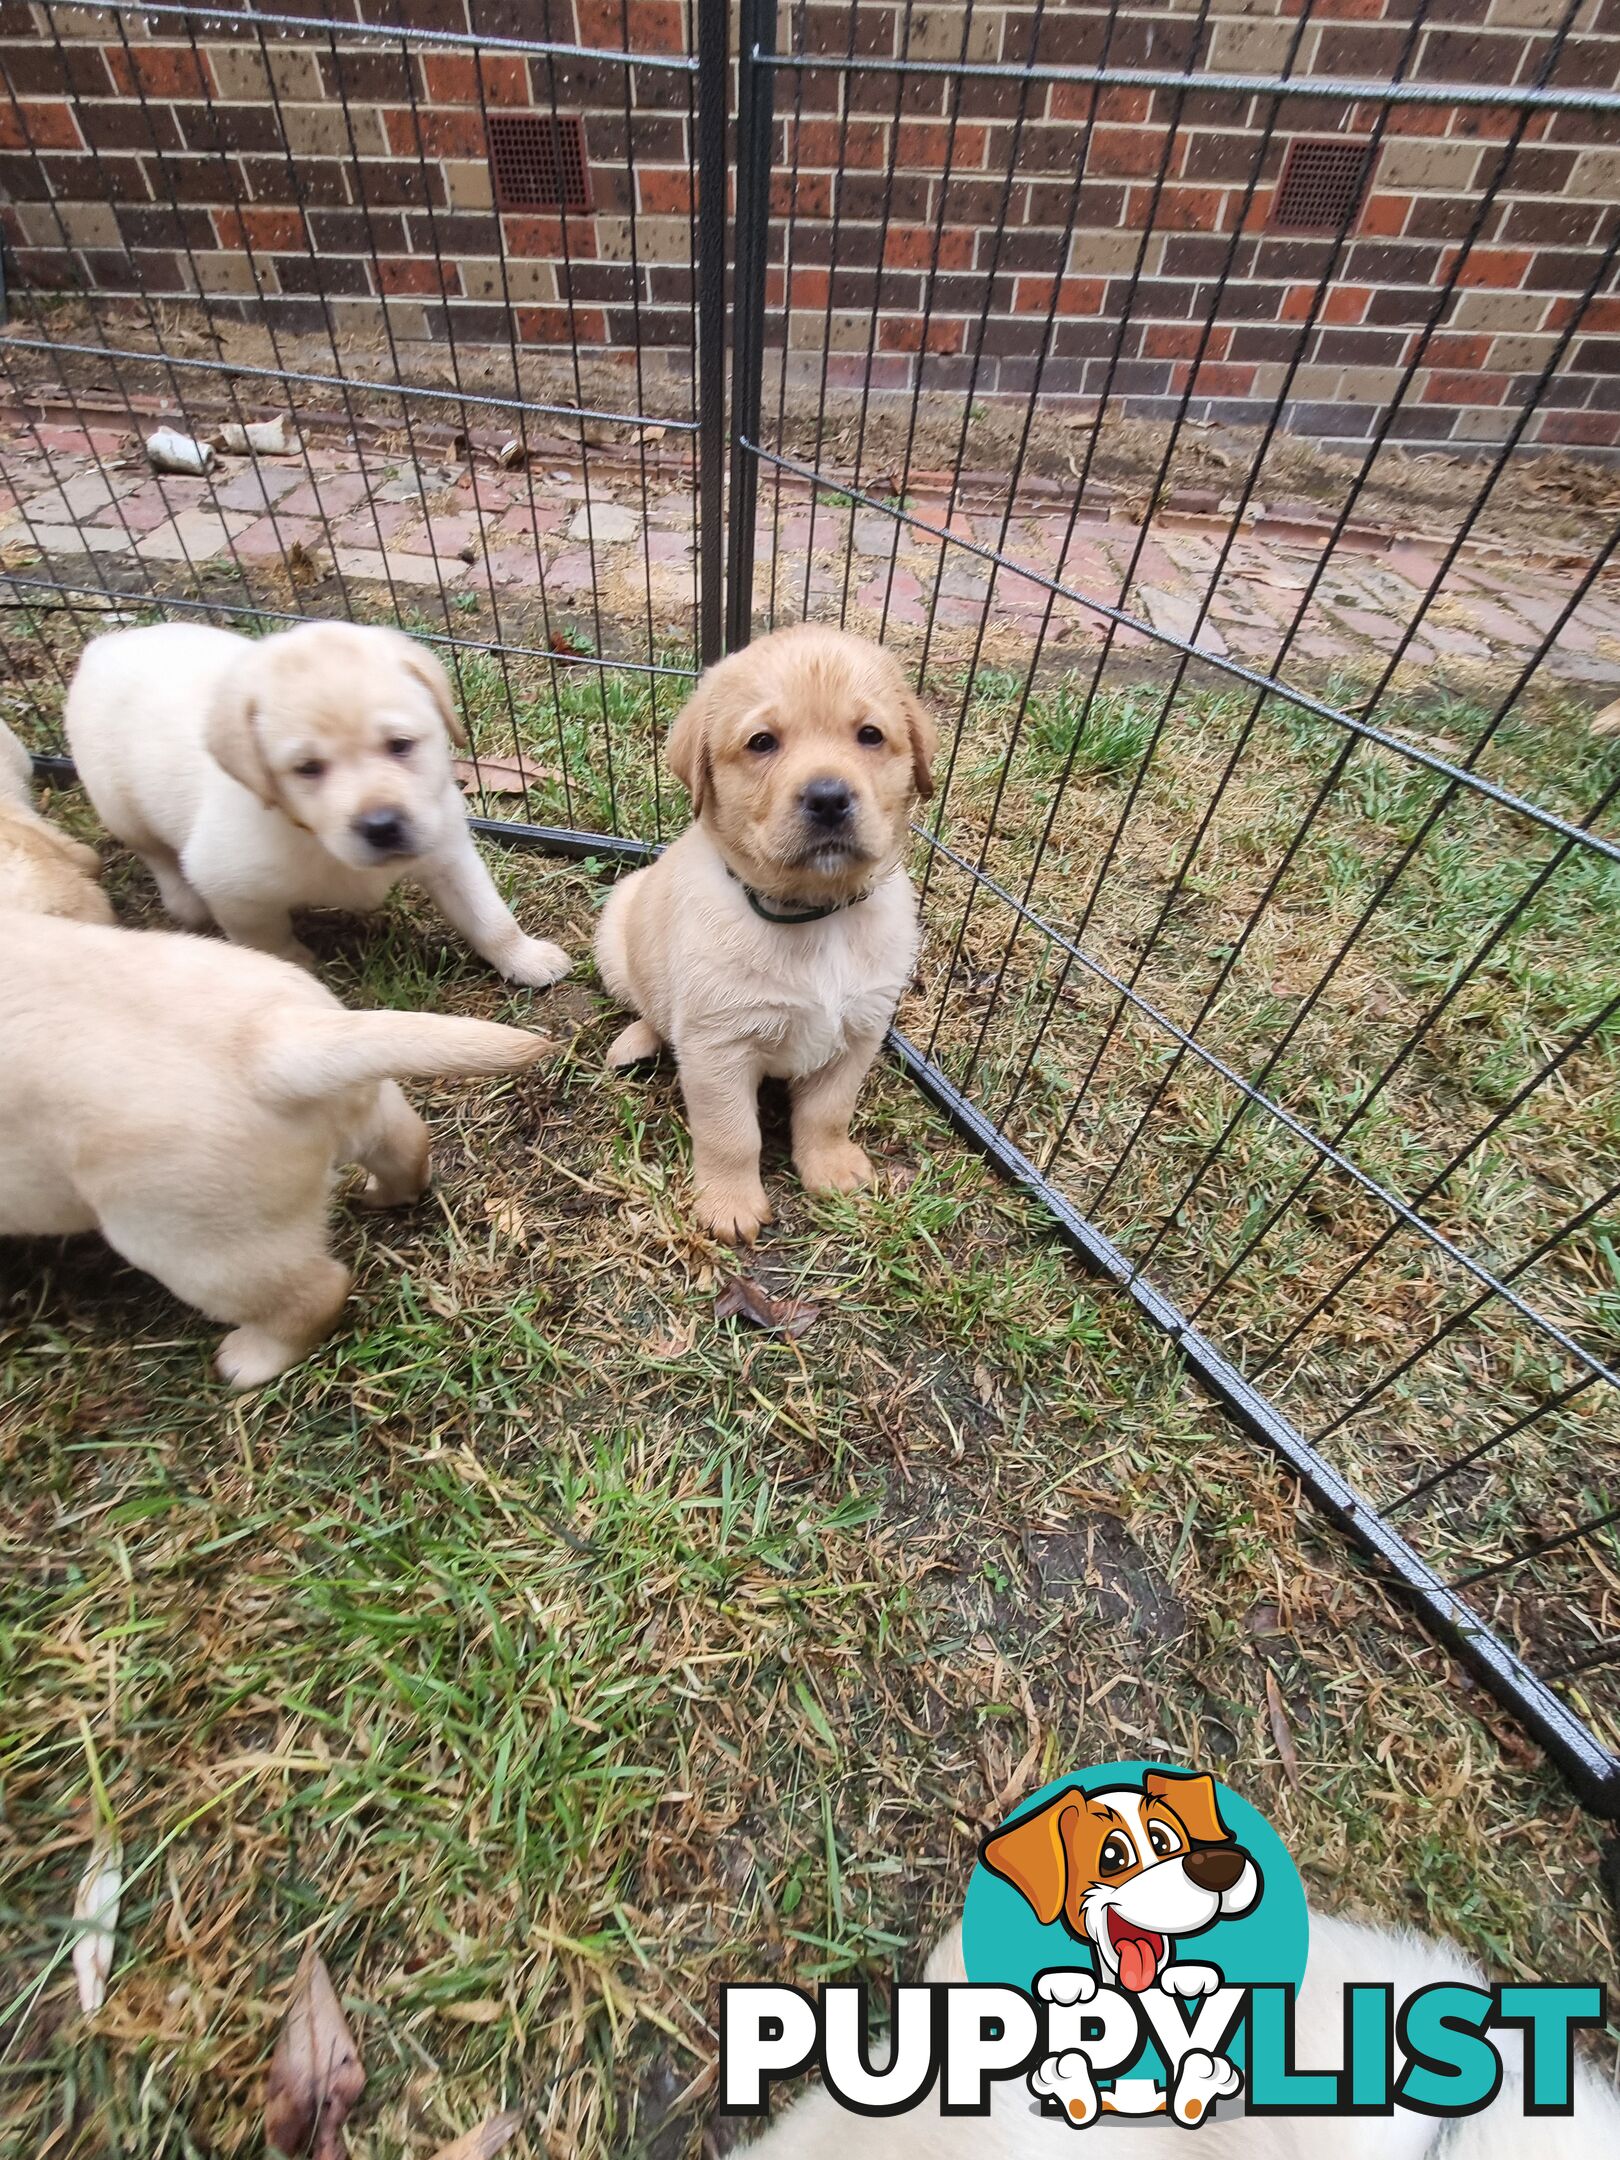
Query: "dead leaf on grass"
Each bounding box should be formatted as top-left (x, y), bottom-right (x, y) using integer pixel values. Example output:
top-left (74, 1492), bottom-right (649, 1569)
top-left (71, 1824), bottom-right (122, 2016)
top-left (714, 1275), bottom-right (821, 1339)
top-left (427, 2111), bottom-right (525, 2160)
top-left (1264, 1668), bottom-right (1301, 1790)
top-left (285, 540), bottom-right (320, 588)
top-left (1591, 698), bottom-right (1620, 737)
top-left (455, 755), bottom-right (550, 797)
top-left (264, 1946), bottom-right (365, 2160)
top-left (440, 1997), bottom-right (503, 2024)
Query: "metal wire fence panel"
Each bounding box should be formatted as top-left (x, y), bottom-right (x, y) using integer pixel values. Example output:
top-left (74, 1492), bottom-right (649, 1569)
top-left (0, 0), bottom-right (724, 846)
top-left (732, 0), bottom-right (1620, 1810)
top-left (0, 0), bottom-right (1617, 1811)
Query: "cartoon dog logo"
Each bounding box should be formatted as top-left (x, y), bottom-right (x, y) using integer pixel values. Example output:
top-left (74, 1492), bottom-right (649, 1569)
top-left (982, 1769), bottom-right (1261, 2125)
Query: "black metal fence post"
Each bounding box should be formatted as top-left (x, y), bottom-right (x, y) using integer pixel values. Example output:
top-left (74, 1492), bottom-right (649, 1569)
top-left (724, 0), bottom-right (776, 655)
top-left (694, 0), bottom-right (728, 670)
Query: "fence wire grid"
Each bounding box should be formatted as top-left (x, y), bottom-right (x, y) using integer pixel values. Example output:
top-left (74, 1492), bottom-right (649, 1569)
top-left (0, 0), bottom-right (1618, 1813)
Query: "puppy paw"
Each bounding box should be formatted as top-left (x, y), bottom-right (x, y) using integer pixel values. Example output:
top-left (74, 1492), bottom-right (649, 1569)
top-left (795, 1139), bottom-right (873, 1196)
top-left (500, 936), bottom-right (571, 989)
top-left (1029, 2050), bottom-right (1101, 2128)
top-left (216, 1326), bottom-right (302, 1389)
top-left (1036, 1968), bottom-right (1098, 2007)
top-left (606, 1018), bottom-right (662, 1070)
top-left (694, 1180), bottom-right (773, 1245)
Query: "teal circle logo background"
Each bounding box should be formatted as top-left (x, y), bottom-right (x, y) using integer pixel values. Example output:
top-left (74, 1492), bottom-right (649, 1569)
top-left (962, 1762), bottom-right (1308, 1994)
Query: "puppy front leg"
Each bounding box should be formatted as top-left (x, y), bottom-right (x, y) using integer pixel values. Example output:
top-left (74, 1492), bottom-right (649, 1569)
top-left (209, 894), bottom-right (315, 969)
top-left (420, 829), bottom-right (570, 988)
top-left (678, 1045), bottom-right (771, 1244)
top-left (790, 1027), bottom-right (885, 1196)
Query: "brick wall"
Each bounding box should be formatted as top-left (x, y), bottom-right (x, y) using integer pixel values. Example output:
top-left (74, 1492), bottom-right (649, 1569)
top-left (1, 0), bottom-right (1617, 453)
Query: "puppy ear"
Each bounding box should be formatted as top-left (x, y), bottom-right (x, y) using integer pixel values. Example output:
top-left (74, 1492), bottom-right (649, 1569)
top-left (897, 681), bottom-right (939, 801)
top-left (392, 633), bottom-right (467, 747)
top-left (665, 666), bottom-right (727, 816)
top-left (204, 663), bottom-right (277, 805)
top-left (1145, 1770), bottom-right (1232, 1846)
top-left (981, 1792), bottom-right (1077, 1926)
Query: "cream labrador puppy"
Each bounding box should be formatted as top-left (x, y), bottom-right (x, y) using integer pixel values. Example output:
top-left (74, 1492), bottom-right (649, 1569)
top-left (64, 620), bottom-right (569, 984)
top-left (0, 911), bottom-right (551, 1386)
top-left (596, 625), bottom-right (937, 1242)
top-left (0, 717), bottom-right (112, 923)
top-left (739, 1915), bottom-right (1620, 2160)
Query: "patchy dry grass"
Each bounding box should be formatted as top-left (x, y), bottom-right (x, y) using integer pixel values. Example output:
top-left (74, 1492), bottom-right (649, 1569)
top-left (2, 607), bottom-right (1617, 2158)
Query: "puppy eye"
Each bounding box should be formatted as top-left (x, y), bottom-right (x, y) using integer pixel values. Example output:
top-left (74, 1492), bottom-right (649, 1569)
top-left (746, 731), bottom-right (778, 754)
top-left (1148, 1822), bottom-right (1178, 1857)
top-left (856, 723), bottom-right (885, 746)
top-left (293, 758), bottom-right (327, 780)
top-left (386, 737), bottom-right (414, 758)
top-left (1099, 1834), bottom-right (1135, 1876)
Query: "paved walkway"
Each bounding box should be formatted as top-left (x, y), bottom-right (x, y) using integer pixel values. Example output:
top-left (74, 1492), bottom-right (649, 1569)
top-left (3, 415), bottom-right (1619, 692)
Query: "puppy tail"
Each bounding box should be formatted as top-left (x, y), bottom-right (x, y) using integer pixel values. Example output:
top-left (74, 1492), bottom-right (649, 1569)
top-left (259, 1009), bottom-right (555, 1104)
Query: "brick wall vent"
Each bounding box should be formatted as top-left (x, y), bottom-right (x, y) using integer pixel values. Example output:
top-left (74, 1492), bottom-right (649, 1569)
top-left (1271, 137), bottom-right (1375, 235)
top-left (488, 112), bottom-right (593, 214)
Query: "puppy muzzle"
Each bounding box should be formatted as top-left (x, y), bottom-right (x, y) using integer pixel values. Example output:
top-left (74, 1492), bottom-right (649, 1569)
top-left (352, 807), bottom-right (415, 859)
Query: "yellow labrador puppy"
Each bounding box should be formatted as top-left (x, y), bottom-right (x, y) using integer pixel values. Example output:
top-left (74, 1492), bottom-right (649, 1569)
top-left (596, 625), bottom-right (937, 1241)
top-left (65, 620), bottom-right (569, 984)
top-left (0, 717), bottom-right (112, 923)
top-left (0, 911), bottom-right (551, 1386)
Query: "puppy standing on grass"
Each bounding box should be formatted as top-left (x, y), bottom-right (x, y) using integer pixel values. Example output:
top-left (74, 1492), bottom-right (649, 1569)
top-left (65, 620), bottom-right (569, 985)
top-left (0, 717), bottom-right (113, 924)
top-left (0, 912), bottom-right (552, 1387)
top-left (596, 625), bottom-right (937, 1242)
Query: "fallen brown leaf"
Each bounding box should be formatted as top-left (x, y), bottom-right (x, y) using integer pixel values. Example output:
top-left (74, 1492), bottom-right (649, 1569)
top-left (264, 1946), bottom-right (365, 2160)
top-left (427, 2111), bottom-right (524, 2160)
top-left (548, 630), bottom-right (594, 664)
top-left (454, 755), bottom-right (549, 798)
top-left (714, 1275), bottom-right (821, 1339)
top-left (1591, 698), bottom-right (1620, 737)
top-left (1264, 1667), bottom-right (1301, 1790)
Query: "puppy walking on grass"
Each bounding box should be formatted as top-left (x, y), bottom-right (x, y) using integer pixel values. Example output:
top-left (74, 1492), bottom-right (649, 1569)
top-left (597, 625), bottom-right (938, 1242)
top-left (65, 620), bottom-right (570, 986)
top-left (0, 912), bottom-right (552, 1386)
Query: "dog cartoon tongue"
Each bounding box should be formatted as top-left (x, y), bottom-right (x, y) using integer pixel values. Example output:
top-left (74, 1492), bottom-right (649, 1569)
top-left (1107, 1912), bottom-right (1166, 1992)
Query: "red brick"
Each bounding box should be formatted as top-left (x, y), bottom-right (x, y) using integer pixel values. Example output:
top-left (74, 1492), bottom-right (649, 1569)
top-left (1192, 361), bottom-right (1256, 397)
top-left (1453, 246), bottom-right (1533, 290)
top-left (577, 0), bottom-right (686, 53)
top-left (105, 43), bottom-right (214, 101)
top-left (1359, 192), bottom-right (1411, 239)
top-left (383, 106), bottom-right (489, 160)
top-left (1144, 322), bottom-right (1203, 360)
top-left (1013, 274), bottom-right (1057, 314)
top-left (379, 256), bottom-right (458, 296)
top-left (1089, 126), bottom-right (1169, 178)
top-left (1421, 370), bottom-right (1510, 405)
top-left (1158, 186), bottom-right (1226, 233)
top-left (421, 54), bottom-right (531, 107)
top-left (1581, 296), bottom-right (1620, 334)
top-left (1057, 277), bottom-right (1107, 317)
top-left (1322, 286), bottom-right (1370, 325)
top-left (1537, 409), bottom-right (1620, 447)
top-left (517, 305), bottom-right (608, 344)
top-left (896, 121), bottom-right (988, 169)
top-left (772, 171), bottom-right (831, 218)
top-left (787, 267), bottom-right (830, 308)
top-left (1424, 332), bottom-right (1492, 370)
top-left (638, 166), bottom-right (692, 213)
top-left (0, 101), bottom-right (82, 152)
top-left (879, 315), bottom-right (965, 355)
top-left (797, 120), bottom-right (886, 168)
top-left (215, 207), bottom-right (306, 252)
top-left (505, 215), bottom-right (598, 260)
top-left (884, 224), bottom-right (972, 271)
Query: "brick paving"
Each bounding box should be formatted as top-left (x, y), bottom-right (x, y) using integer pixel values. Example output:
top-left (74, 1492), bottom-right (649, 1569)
top-left (3, 417), bottom-right (1619, 693)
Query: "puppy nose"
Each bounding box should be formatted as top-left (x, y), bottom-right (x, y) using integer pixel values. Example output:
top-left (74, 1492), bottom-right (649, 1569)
top-left (1184, 1845), bottom-right (1248, 1894)
top-left (801, 777), bottom-right (854, 829)
top-left (354, 808), bottom-right (409, 854)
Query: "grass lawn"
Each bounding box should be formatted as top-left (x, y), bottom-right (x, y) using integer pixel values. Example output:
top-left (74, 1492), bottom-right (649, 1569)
top-left (2, 610), bottom-right (1617, 2156)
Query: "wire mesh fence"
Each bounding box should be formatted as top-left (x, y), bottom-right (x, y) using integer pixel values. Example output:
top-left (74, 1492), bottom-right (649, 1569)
top-left (0, 0), bottom-right (1617, 1812)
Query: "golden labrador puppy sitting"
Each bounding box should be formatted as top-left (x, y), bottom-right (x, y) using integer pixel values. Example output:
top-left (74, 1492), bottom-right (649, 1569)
top-left (65, 620), bottom-right (569, 985)
top-left (0, 718), bottom-right (112, 923)
top-left (596, 625), bottom-right (937, 1241)
top-left (0, 911), bottom-right (551, 1386)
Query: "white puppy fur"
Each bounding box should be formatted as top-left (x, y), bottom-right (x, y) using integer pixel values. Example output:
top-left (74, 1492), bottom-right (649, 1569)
top-left (64, 620), bottom-right (568, 984)
top-left (0, 911), bottom-right (551, 1385)
top-left (0, 716), bottom-right (112, 923)
top-left (739, 1915), bottom-right (1620, 2160)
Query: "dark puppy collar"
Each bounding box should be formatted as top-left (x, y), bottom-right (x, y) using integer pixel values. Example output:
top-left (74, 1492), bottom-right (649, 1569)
top-left (726, 863), bottom-right (876, 925)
